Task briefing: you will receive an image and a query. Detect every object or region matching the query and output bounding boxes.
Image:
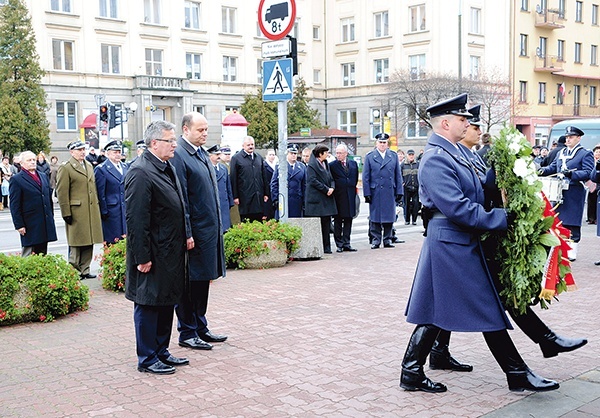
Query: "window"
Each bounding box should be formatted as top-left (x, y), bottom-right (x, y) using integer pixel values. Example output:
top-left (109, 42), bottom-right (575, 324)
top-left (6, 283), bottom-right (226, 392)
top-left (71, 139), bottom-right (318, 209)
top-left (470, 7), bottom-right (481, 34)
top-left (101, 44), bottom-right (120, 74)
top-left (556, 83), bottom-right (564, 105)
top-left (590, 86), bottom-right (597, 106)
top-left (291, 20), bottom-right (300, 39)
top-left (593, 4), bottom-right (599, 25)
top-left (538, 82), bottom-right (546, 103)
top-left (194, 105), bottom-right (205, 114)
top-left (341, 63), bottom-right (355, 86)
top-left (144, 0), bottom-right (160, 24)
top-left (186, 53), bottom-right (201, 80)
top-left (575, 42), bottom-right (582, 63)
top-left (99, 0), bottom-right (117, 18)
top-left (409, 54), bottom-right (426, 80)
top-left (145, 48), bottom-right (162, 75)
top-left (519, 81), bottom-right (527, 102)
top-left (341, 18), bottom-right (355, 42)
top-left (409, 4), bottom-right (426, 32)
top-left (222, 6), bottom-right (236, 33)
top-left (520, 34), bottom-right (528, 56)
top-left (575, 1), bottom-right (583, 22)
top-left (592, 45), bottom-right (598, 65)
top-left (313, 69), bottom-right (321, 84)
top-left (469, 56), bottom-right (480, 80)
top-left (56, 101), bottom-right (76, 130)
top-left (339, 109), bottom-right (357, 134)
top-left (184, 1), bottom-right (200, 29)
top-left (557, 39), bottom-right (565, 60)
top-left (51, 0), bottom-right (71, 13)
top-left (374, 11), bottom-right (389, 38)
top-left (538, 37), bottom-right (547, 57)
top-left (521, 0), bottom-right (529, 11)
top-left (223, 56), bottom-right (237, 82)
top-left (52, 39), bottom-right (73, 71)
top-left (313, 26), bottom-right (320, 40)
top-left (374, 59), bottom-right (389, 83)
top-left (406, 106), bottom-right (428, 138)
top-left (557, 0), bottom-right (566, 17)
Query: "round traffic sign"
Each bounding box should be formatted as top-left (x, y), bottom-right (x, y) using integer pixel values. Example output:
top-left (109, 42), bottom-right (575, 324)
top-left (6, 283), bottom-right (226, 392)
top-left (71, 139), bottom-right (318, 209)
top-left (258, 0), bottom-right (297, 41)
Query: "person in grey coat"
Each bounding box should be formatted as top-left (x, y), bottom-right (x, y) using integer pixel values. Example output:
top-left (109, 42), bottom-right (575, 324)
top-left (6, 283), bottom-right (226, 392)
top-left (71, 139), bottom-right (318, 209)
top-left (304, 144), bottom-right (337, 254)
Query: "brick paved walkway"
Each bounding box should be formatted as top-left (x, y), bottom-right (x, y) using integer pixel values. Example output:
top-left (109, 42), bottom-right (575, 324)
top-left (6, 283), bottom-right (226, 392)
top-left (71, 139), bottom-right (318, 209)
top-left (1, 223), bottom-right (599, 417)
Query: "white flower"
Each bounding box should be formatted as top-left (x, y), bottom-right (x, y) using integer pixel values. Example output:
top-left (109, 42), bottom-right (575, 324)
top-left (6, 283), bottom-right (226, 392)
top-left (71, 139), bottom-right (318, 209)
top-left (513, 158), bottom-right (529, 178)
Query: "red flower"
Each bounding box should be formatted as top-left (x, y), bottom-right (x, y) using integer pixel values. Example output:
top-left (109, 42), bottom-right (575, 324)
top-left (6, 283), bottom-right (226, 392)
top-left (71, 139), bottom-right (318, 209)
top-left (0, 310), bottom-right (6, 320)
top-left (48, 283), bottom-right (57, 289)
top-left (39, 315), bottom-right (46, 322)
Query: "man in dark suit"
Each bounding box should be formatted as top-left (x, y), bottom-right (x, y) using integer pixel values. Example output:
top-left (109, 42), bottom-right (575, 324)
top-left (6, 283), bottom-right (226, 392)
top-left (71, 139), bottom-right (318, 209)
top-left (230, 136), bottom-right (270, 222)
top-left (271, 144), bottom-right (306, 218)
top-left (329, 143), bottom-right (358, 252)
top-left (262, 149), bottom-right (277, 220)
top-left (9, 151), bottom-right (57, 256)
top-left (171, 112), bottom-right (228, 352)
top-left (208, 144), bottom-right (234, 232)
top-left (541, 136), bottom-right (566, 167)
top-left (94, 140), bottom-right (127, 244)
top-left (125, 120), bottom-right (192, 375)
top-left (362, 133), bottom-right (404, 249)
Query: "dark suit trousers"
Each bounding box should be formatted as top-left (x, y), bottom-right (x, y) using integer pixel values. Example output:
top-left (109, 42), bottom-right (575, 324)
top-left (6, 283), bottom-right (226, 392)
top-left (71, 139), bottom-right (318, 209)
top-left (133, 303), bottom-right (175, 367)
top-left (175, 280), bottom-right (210, 341)
top-left (320, 216), bottom-right (332, 252)
top-left (21, 243), bottom-right (48, 257)
top-left (333, 216), bottom-right (353, 249)
top-left (241, 212), bottom-right (263, 223)
top-left (403, 189), bottom-right (421, 223)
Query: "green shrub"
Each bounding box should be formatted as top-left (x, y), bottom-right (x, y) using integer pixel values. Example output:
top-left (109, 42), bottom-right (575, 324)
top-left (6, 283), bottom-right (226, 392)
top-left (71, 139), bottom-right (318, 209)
top-left (0, 253), bottom-right (89, 325)
top-left (224, 220), bottom-right (302, 269)
top-left (96, 239), bottom-right (127, 292)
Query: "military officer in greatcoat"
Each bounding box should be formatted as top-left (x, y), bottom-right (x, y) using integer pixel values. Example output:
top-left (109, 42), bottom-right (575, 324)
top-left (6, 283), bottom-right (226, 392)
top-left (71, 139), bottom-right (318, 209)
top-left (539, 125), bottom-right (594, 260)
top-left (271, 144), bottom-right (306, 219)
top-left (208, 144), bottom-right (234, 232)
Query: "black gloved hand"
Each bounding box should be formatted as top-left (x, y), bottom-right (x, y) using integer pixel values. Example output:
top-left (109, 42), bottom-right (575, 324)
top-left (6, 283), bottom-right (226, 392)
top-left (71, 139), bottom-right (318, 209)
top-left (364, 196), bottom-right (371, 204)
top-left (395, 195), bottom-right (403, 205)
top-left (596, 160), bottom-right (600, 171)
top-left (506, 211), bottom-right (517, 228)
top-left (101, 213), bottom-right (109, 220)
top-left (63, 216), bottom-right (73, 225)
top-left (561, 169), bottom-right (573, 178)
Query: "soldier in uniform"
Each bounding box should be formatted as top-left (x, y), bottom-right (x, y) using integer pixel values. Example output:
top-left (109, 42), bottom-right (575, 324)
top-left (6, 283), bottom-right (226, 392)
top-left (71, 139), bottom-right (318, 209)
top-left (539, 126), bottom-right (594, 260)
top-left (271, 144), bottom-right (306, 219)
top-left (208, 144), bottom-right (234, 232)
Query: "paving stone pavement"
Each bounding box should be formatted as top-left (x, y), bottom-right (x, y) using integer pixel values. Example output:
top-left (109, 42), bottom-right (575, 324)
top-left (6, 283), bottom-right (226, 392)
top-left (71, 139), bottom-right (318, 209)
top-left (1, 221), bottom-right (599, 417)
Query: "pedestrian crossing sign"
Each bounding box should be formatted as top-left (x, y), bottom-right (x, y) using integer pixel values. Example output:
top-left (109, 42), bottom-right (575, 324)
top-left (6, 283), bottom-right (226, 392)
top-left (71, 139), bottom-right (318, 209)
top-left (262, 58), bottom-right (293, 101)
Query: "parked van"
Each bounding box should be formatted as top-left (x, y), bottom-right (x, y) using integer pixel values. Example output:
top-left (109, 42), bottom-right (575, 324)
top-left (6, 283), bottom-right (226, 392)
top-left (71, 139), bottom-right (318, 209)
top-left (548, 118), bottom-right (600, 150)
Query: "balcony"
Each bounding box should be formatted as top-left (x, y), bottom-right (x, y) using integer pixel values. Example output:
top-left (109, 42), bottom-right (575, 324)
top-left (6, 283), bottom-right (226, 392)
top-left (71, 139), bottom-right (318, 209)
top-left (534, 8), bottom-right (565, 28)
top-left (534, 55), bottom-right (564, 72)
top-left (134, 75), bottom-right (189, 90)
top-left (552, 104), bottom-right (600, 117)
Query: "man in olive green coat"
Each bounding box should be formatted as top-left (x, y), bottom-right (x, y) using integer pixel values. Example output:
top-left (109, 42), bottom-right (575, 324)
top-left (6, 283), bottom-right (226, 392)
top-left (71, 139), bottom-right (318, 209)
top-left (57, 140), bottom-right (103, 279)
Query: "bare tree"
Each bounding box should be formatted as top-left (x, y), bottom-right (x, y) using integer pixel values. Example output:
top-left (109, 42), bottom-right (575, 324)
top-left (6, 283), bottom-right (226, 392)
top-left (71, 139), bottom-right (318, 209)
top-left (464, 68), bottom-right (512, 132)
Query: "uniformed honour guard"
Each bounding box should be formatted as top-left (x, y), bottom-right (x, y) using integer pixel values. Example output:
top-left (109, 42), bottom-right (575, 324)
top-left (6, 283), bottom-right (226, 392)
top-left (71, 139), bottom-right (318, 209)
top-left (271, 144), bottom-right (306, 219)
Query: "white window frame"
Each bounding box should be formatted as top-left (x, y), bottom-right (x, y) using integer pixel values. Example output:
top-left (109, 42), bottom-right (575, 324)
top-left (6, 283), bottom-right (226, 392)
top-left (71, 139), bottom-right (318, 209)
top-left (144, 0), bottom-right (160, 24)
top-left (339, 109), bottom-right (357, 134)
top-left (557, 39), bottom-right (565, 60)
top-left (52, 39), bottom-right (74, 71)
top-left (519, 81), bottom-right (528, 103)
top-left (313, 26), bottom-right (320, 40)
top-left (186, 52), bottom-right (201, 80)
top-left (341, 63), bottom-right (355, 87)
top-left (538, 82), bottom-right (547, 104)
top-left (99, 0), bottom-right (117, 18)
top-left (575, 42), bottom-right (582, 63)
top-left (409, 4), bottom-right (426, 32)
top-left (469, 55), bottom-right (480, 80)
top-left (145, 48), bottom-right (163, 75)
top-left (409, 54), bottom-right (426, 80)
top-left (575, 1), bottom-right (583, 22)
top-left (222, 6), bottom-right (236, 34)
top-left (521, 0), bottom-right (529, 11)
top-left (51, 0), bottom-right (71, 13)
top-left (593, 4), bottom-right (599, 25)
top-left (374, 11), bottom-right (389, 38)
top-left (592, 45), bottom-right (598, 65)
top-left (313, 69), bottom-right (321, 84)
top-left (406, 106), bottom-right (428, 139)
top-left (520, 34), bottom-right (528, 56)
top-left (341, 18), bottom-right (355, 43)
top-left (374, 58), bottom-right (389, 83)
top-left (223, 56), bottom-right (237, 82)
top-left (590, 86), bottom-right (597, 106)
top-left (101, 44), bottom-right (120, 74)
top-left (470, 7), bottom-right (481, 34)
top-left (56, 101), bottom-right (77, 131)
top-left (184, 1), bottom-right (201, 29)
top-left (556, 83), bottom-right (564, 105)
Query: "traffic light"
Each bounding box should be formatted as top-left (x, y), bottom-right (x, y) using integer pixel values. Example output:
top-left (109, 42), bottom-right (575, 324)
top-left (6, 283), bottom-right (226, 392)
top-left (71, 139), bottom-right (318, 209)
top-left (109, 104), bottom-right (119, 129)
top-left (99, 104), bottom-right (109, 122)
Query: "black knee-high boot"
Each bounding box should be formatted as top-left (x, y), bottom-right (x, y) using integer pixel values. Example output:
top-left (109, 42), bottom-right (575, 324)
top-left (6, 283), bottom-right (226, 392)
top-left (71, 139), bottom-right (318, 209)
top-left (483, 330), bottom-right (559, 392)
top-left (430, 329), bottom-right (473, 372)
top-left (508, 306), bottom-right (588, 358)
top-left (400, 324), bottom-right (447, 393)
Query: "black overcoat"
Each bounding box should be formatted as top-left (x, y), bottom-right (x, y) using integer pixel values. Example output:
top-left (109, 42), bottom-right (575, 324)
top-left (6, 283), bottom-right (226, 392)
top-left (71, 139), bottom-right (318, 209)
top-left (230, 151), bottom-right (269, 215)
top-left (304, 155), bottom-right (337, 217)
top-left (329, 159), bottom-right (358, 218)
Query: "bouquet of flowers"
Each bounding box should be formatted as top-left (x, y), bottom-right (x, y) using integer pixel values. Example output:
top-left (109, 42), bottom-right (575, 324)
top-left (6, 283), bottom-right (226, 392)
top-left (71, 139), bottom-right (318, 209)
top-left (486, 126), bottom-right (575, 314)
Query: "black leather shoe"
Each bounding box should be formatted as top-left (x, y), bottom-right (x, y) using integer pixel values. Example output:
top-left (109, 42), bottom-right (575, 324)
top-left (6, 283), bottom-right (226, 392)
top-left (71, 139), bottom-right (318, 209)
top-left (430, 350), bottom-right (473, 372)
top-left (343, 247), bottom-right (357, 252)
top-left (160, 355), bottom-right (189, 366)
top-left (383, 243), bottom-right (395, 248)
top-left (179, 337), bottom-right (213, 350)
top-left (405, 221), bottom-right (410, 225)
top-left (138, 361), bottom-right (176, 375)
top-left (412, 222), bottom-right (417, 225)
top-left (324, 249), bottom-right (332, 254)
top-left (336, 247), bottom-right (344, 253)
top-left (400, 371), bottom-right (447, 393)
top-left (595, 260), bottom-right (600, 266)
top-left (198, 331), bottom-right (228, 343)
top-left (370, 244), bottom-right (380, 249)
top-left (507, 369), bottom-right (559, 392)
top-left (80, 273), bottom-right (97, 279)
top-left (539, 333), bottom-right (588, 358)
top-left (392, 238), bottom-right (405, 243)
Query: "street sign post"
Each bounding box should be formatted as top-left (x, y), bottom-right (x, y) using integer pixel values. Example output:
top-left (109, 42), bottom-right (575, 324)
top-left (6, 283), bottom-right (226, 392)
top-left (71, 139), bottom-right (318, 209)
top-left (258, 0), bottom-right (297, 40)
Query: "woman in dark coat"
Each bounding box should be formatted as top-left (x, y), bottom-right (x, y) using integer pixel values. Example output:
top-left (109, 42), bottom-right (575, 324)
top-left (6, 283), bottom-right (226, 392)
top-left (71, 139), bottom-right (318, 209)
top-left (304, 144), bottom-right (337, 254)
top-left (36, 152), bottom-right (51, 179)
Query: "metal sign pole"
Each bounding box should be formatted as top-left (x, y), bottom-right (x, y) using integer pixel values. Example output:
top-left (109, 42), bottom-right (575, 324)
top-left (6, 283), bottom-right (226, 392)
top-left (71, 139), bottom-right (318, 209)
top-left (277, 100), bottom-right (289, 222)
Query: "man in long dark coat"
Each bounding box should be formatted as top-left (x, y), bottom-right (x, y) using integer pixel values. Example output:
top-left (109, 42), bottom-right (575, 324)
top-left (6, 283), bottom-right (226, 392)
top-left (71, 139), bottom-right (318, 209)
top-left (230, 136), bottom-right (270, 222)
top-left (270, 144), bottom-right (305, 218)
top-left (329, 143), bottom-right (358, 252)
top-left (125, 120), bottom-right (192, 375)
top-left (9, 151), bottom-right (57, 256)
top-left (171, 112), bottom-right (228, 352)
top-left (94, 140), bottom-right (127, 244)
